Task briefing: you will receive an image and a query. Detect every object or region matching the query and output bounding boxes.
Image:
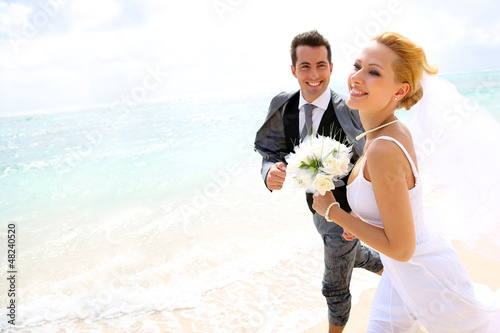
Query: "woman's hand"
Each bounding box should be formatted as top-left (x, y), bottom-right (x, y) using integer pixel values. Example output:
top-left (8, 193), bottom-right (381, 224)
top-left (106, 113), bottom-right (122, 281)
top-left (312, 191), bottom-right (336, 217)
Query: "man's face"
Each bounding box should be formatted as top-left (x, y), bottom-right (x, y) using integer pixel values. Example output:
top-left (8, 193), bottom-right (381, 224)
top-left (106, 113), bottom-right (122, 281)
top-left (291, 45), bottom-right (333, 103)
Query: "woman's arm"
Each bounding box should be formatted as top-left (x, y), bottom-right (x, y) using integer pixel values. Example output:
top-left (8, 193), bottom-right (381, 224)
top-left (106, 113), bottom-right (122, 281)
top-left (313, 140), bottom-right (416, 261)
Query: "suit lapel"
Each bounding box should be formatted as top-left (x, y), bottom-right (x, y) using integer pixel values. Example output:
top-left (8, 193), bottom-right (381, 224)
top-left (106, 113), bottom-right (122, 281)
top-left (283, 93), bottom-right (300, 152)
top-left (330, 90), bottom-right (365, 158)
top-left (317, 100), bottom-right (346, 142)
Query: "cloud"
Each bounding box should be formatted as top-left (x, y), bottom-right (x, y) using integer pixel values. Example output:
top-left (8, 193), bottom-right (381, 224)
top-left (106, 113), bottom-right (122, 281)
top-left (0, 0), bottom-right (499, 115)
top-left (0, 2), bottom-right (33, 40)
top-left (474, 20), bottom-right (500, 46)
top-left (66, 0), bottom-right (122, 32)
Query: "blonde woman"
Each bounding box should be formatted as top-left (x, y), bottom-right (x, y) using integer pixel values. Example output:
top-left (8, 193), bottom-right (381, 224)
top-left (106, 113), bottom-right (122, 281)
top-left (313, 32), bottom-right (500, 332)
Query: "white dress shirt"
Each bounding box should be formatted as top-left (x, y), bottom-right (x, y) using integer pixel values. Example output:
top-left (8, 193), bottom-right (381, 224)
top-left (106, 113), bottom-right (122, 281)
top-left (298, 88), bottom-right (332, 136)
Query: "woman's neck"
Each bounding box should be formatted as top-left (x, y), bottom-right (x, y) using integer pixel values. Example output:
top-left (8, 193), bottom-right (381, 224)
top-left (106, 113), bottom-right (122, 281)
top-left (359, 111), bottom-right (398, 140)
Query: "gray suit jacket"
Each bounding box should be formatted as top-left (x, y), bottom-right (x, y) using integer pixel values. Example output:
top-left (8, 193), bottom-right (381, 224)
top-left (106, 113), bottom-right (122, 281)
top-left (254, 89), bottom-right (365, 186)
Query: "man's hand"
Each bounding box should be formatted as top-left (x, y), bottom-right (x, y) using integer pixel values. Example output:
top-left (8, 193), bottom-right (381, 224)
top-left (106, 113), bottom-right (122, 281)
top-left (342, 230), bottom-right (356, 241)
top-left (266, 162), bottom-right (286, 190)
top-left (343, 211), bottom-right (359, 241)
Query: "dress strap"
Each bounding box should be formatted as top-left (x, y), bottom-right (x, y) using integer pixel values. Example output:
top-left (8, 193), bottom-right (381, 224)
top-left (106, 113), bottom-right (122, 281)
top-left (368, 136), bottom-right (419, 178)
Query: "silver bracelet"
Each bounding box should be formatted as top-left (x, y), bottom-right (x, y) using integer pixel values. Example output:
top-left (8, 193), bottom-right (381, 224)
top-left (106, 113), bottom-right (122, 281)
top-left (325, 202), bottom-right (340, 223)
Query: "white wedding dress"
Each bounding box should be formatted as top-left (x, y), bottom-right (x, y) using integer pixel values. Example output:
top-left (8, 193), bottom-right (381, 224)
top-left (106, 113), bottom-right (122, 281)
top-left (347, 136), bottom-right (500, 332)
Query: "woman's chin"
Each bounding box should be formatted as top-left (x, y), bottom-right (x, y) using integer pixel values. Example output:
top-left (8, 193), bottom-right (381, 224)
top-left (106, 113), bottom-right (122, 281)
top-left (346, 98), bottom-right (358, 109)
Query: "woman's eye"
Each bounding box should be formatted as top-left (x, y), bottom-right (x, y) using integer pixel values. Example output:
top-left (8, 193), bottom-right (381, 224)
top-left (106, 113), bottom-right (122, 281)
top-left (353, 63), bottom-right (361, 70)
top-left (370, 71), bottom-right (380, 76)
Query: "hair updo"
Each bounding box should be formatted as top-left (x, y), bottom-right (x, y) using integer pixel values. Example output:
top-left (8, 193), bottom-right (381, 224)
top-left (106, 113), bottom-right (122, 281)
top-left (372, 32), bottom-right (439, 110)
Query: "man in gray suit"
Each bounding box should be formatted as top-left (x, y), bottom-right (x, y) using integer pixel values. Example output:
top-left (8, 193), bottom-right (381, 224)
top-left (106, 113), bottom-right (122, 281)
top-left (254, 30), bottom-right (383, 332)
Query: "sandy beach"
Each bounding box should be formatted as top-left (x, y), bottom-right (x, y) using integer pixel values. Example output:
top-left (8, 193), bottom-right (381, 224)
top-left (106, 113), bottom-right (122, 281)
top-left (164, 166), bottom-right (500, 332)
top-left (28, 243), bottom-right (498, 333)
top-left (306, 239), bottom-right (500, 333)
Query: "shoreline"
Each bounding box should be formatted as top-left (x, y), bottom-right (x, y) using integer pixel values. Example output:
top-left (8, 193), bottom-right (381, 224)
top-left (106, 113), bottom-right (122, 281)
top-left (4, 153), bottom-right (500, 332)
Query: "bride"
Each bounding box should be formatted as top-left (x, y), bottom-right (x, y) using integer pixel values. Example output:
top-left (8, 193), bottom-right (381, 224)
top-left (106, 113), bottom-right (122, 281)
top-left (312, 31), bottom-right (500, 332)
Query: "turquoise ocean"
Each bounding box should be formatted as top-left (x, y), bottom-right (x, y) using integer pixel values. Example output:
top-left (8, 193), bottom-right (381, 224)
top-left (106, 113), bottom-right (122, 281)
top-left (1, 70), bottom-right (499, 332)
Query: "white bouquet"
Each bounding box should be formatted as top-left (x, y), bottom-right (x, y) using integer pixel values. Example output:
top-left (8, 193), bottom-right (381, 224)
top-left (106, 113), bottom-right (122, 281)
top-left (285, 135), bottom-right (353, 195)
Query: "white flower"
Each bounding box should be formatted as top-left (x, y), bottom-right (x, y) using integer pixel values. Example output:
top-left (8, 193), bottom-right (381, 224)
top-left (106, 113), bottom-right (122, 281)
top-left (322, 154), bottom-right (342, 175)
top-left (294, 147), bottom-right (311, 165)
top-left (340, 154), bottom-right (351, 174)
top-left (296, 169), bottom-right (314, 189)
top-left (286, 135), bottom-right (353, 194)
top-left (312, 173), bottom-right (335, 195)
top-left (322, 138), bottom-right (338, 154)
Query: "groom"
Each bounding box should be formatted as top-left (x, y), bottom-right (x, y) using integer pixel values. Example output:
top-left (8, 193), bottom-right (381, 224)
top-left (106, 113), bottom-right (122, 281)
top-left (254, 30), bottom-right (383, 332)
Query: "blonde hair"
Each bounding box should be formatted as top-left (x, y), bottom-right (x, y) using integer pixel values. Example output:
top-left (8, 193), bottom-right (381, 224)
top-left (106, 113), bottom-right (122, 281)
top-left (372, 32), bottom-right (439, 110)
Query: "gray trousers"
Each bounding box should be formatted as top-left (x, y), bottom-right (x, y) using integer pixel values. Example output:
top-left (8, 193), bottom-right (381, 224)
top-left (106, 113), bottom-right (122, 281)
top-left (313, 212), bottom-right (383, 326)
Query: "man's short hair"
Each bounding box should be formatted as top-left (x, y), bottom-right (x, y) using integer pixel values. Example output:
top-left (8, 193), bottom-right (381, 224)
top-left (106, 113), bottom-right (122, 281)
top-left (290, 30), bottom-right (332, 67)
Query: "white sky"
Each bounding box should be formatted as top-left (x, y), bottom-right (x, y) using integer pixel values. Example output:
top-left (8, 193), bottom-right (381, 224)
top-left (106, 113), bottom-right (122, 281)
top-left (1, 0), bottom-right (499, 114)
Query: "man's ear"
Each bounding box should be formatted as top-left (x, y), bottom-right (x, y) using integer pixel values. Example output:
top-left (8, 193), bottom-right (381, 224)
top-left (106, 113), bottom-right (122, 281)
top-left (291, 65), bottom-right (297, 78)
